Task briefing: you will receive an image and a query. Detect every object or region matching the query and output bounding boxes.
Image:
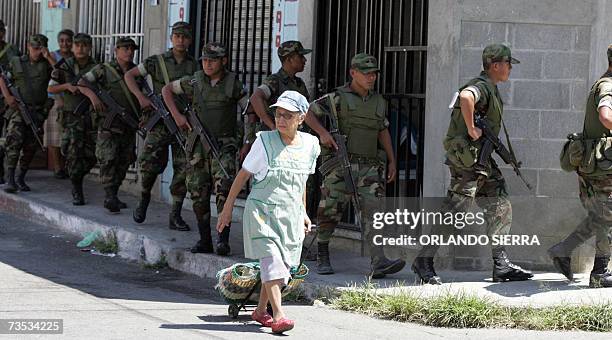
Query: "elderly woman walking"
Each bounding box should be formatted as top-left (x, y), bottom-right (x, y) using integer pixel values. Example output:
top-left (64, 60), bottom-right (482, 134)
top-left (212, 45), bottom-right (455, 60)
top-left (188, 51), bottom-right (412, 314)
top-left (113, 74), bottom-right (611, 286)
top-left (217, 90), bottom-right (320, 334)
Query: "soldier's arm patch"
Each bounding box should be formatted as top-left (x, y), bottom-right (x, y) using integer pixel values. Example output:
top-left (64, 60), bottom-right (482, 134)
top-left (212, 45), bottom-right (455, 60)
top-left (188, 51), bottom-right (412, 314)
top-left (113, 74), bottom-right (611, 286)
top-left (49, 68), bottom-right (65, 84)
top-left (598, 81), bottom-right (612, 102)
top-left (169, 79), bottom-right (185, 95)
top-left (463, 85), bottom-right (481, 103)
top-left (82, 69), bottom-right (98, 83)
top-left (257, 83), bottom-right (272, 99)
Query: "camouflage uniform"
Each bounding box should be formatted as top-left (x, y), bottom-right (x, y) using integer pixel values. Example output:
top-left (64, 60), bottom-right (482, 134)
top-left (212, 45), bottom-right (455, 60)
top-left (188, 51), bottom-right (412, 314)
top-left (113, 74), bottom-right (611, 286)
top-left (82, 38), bottom-right (140, 213)
top-left (134, 22), bottom-right (197, 227)
top-left (549, 54), bottom-right (612, 287)
top-left (49, 33), bottom-right (98, 205)
top-left (0, 20), bottom-right (21, 183)
top-left (2, 34), bottom-right (51, 193)
top-left (171, 42), bottom-right (245, 254)
top-left (245, 40), bottom-right (311, 143)
top-left (412, 44), bottom-right (532, 284)
top-left (309, 53), bottom-right (405, 278)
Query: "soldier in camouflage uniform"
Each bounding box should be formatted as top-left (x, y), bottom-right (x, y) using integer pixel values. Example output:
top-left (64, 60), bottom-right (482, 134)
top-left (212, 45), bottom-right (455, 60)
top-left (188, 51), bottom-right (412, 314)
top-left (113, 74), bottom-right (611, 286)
top-left (0, 20), bottom-right (21, 184)
top-left (246, 40), bottom-right (320, 223)
top-left (163, 42), bottom-right (245, 255)
top-left (548, 45), bottom-right (612, 288)
top-left (80, 38), bottom-right (140, 214)
top-left (48, 33), bottom-right (98, 205)
top-left (0, 34), bottom-right (52, 193)
top-left (125, 22), bottom-right (197, 230)
top-left (304, 53), bottom-right (406, 279)
top-left (412, 44), bottom-right (533, 284)
top-left (247, 40), bottom-right (311, 137)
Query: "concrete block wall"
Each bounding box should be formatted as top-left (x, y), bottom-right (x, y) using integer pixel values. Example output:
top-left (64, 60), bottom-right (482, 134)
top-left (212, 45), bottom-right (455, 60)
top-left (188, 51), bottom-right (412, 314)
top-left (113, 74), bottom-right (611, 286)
top-left (424, 0), bottom-right (612, 271)
top-left (458, 20), bottom-right (587, 199)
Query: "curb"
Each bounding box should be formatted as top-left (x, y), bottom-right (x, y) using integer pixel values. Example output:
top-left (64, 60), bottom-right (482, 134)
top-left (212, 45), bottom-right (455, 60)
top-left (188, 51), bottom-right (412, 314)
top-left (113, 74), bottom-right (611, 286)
top-left (0, 190), bottom-right (336, 302)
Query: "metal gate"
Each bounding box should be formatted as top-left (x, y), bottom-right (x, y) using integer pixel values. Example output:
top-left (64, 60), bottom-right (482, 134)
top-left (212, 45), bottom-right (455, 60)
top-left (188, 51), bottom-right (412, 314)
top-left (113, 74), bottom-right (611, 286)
top-left (314, 0), bottom-right (427, 198)
top-left (192, 0), bottom-right (274, 93)
top-left (0, 0), bottom-right (41, 52)
top-left (77, 0), bottom-right (147, 180)
top-left (78, 0), bottom-right (146, 64)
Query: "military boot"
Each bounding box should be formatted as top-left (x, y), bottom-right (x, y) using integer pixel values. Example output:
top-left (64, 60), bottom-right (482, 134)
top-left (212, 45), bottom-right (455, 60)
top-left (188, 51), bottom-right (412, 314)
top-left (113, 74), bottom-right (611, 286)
top-left (3, 168), bottom-right (17, 193)
top-left (316, 242), bottom-right (334, 275)
top-left (169, 199), bottom-right (190, 231)
top-left (411, 257), bottom-right (442, 285)
top-left (113, 185), bottom-right (127, 209)
top-left (589, 257), bottom-right (612, 288)
top-left (103, 187), bottom-right (120, 214)
top-left (547, 232), bottom-right (582, 281)
top-left (16, 168), bottom-right (30, 191)
top-left (117, 199), bottom-right (128, 209)
top-left (216, 225), bottom-right (231, 256)
top-left (370, 256), bottom-right (406, 279)
top-left (71, 177), bottom-right (85, 206)
top-left (492, 249), bottom-right (533, 282)
top-left (133, 192), bottom-right (151, 223)
top-left (191, 210), bottom-right (214, 253)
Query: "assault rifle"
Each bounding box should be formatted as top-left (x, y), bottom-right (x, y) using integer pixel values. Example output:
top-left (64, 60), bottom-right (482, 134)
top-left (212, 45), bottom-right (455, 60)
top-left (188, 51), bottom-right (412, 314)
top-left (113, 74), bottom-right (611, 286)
top-left (140, 80), bottom-right (186, 150)
top-left (78, 78), bottom-right (145, 138)
top-left (183, 104), bottom-right (230, 179)
top-left (0, 65), bottom-right (45, 150)
top-left (314, 94), bottom-right (364, 255)
top-left (475, 115), bottom-right (532, 190)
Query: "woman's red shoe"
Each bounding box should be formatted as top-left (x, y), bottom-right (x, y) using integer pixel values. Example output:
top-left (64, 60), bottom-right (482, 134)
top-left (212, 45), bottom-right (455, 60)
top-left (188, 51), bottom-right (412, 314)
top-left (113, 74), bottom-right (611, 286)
top-left (271, 318), bottom-right (295, 334)
top-left (251, 310), bottom-right (273, 327)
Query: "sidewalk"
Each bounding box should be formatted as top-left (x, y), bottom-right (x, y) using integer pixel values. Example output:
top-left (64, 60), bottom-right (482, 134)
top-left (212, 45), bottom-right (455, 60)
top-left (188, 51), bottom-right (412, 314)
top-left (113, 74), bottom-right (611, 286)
top-left (2, 170), bottom-right (612, 307)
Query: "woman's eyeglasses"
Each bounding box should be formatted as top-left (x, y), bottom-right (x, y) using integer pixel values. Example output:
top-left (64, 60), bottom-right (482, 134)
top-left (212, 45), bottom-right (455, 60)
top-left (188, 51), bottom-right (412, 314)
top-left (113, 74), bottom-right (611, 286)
top-left (274, 111), bottom-right (299, 120)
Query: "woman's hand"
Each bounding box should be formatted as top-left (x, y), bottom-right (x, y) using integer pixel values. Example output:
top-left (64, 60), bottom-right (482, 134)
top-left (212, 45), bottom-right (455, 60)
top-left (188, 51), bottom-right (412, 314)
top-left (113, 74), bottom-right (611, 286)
top-left (216, 208), bottom-right (232, 233)
top-left (303, 214), bottom-right (312, 234)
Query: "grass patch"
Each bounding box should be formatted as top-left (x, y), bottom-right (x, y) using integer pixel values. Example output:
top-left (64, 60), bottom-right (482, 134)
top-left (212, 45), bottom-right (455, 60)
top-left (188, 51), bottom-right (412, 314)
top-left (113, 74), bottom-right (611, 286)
top-left (143, 254), bottom-right (169, 270)
top-left (92, 230), bottom-right (118, 254)
top-left (330, 282), bottom-right (612, 332)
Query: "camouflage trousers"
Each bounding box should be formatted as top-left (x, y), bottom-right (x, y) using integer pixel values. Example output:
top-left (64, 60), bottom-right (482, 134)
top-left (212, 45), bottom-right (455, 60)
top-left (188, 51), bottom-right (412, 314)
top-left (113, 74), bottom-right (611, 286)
top-left (317, 158), bottom-right (386, 258)
top-left (186, 136), bottom-right (237, 220)
top-left (95, 129), bottom-right (136, 191)
top-left (0, 104), bottom-right (5, 155)
top-left (562, 175), bottom-right (612, 257)
top-left (61, 111), bottom-right (97, 180)
top-left (3, 108), bottom-right (45, 170)
top-left (138, 122), bottom-right (187, 201)
top-left (418, 163), bottom-right (511, 257)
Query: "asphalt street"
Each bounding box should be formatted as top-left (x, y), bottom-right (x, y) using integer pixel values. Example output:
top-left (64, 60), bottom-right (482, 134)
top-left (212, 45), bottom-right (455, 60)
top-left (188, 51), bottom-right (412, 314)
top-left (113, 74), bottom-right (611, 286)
top-left (0, 212), bottom-right (607, 339)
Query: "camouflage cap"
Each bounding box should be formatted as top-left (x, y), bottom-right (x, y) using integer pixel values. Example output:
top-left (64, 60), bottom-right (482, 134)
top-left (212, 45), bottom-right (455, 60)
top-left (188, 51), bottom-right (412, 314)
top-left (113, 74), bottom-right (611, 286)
top-left (115, 37), bottom-right (139, 50)
top-left (277, 40), bottom-right (312, 58)
top-left (482, 43), bottom-right (520, 65)
top-left (607, 44), bottom-right (612, 64)
top-left (29, 34), bottom-right (48, 48)
top-left (350, 53), bottom-right (379, 73)
top-left (73, 33), bottom-right (93, 46)
top-left (171, 21), bottom-right (192, 38)
top-left (0, 20), bottom-right (5, 31)
top-left (200, 42), bottom-right (226, 59)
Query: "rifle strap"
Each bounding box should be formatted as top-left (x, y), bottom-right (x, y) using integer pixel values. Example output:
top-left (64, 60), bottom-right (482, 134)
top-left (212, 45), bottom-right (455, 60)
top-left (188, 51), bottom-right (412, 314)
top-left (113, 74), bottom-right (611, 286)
top-left (103, 62), bottom-right (139, 117)
top-left (20, 58), bottom-right (36, 109)
top-left (0, 43), bottom-right (10, 61)
top-left (156, 54), bottom-right (171, 86)
top-left (500, 115), bottom-right (518, 164)
top-left (192, 74), bottom-right (208, 143)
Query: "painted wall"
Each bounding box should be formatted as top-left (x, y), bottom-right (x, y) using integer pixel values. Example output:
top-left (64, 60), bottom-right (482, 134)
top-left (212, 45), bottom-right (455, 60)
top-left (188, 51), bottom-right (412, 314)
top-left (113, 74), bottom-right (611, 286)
top-left (40, 4), bottom-right (64, 51)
